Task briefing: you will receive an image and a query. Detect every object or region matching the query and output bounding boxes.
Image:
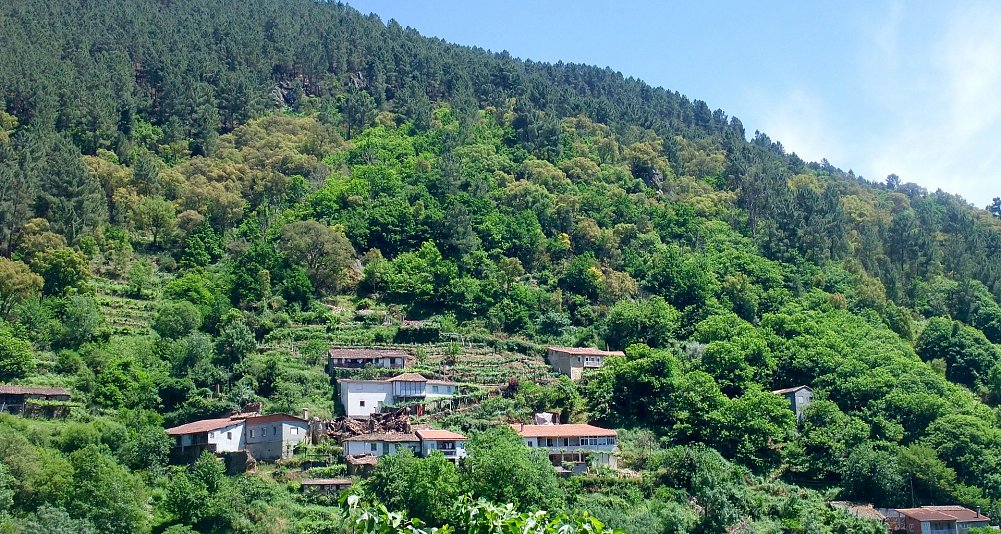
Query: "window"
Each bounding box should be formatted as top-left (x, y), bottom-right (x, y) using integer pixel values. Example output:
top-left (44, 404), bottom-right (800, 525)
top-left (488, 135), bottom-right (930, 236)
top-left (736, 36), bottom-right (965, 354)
top-left (273, 426), bottom-right (277, 435)
top-left (360, 400), bottom-right (366, 407)
top-left (262, 427), bottom-right (267, 436)
top-left (291, 427), bottom-right (297, 435)
top-left (432, 385), bottom-right (439, 393)
top-left (250, 429), bottom-right (255, 438)
top-left (227, 432), bottom-right (232, 440)
top-left (370, 442), bottom-right (377, 452)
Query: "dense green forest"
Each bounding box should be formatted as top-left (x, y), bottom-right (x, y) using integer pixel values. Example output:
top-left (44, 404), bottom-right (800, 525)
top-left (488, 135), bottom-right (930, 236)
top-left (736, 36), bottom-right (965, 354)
top-left (1, 0), bottom-right (1001, 532)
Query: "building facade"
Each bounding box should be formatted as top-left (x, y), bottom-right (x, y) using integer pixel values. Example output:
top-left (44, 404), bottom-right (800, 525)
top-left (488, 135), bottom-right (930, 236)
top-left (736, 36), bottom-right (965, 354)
top-left (343, 432), bottom-right (421, 457)
top-left (300, 478), bottom-right (353, 494)
top-left (327, 348), bottom-right (411, 371)
top-left (244, 413), bottom-right (310, 460)
top-left (342, 429), bottom-right (468, 463)
top-left (546, 347), bottom-right (625, 380)
top-left (511, 423), bottom-right (618, 471)
top-left (771, 386), bottom-right (814, 421)
top-left (415, 429), bottom-right (468, 462)
top-left (337, 373), bottom-right (458, 418)
top-left (166, 412), bottom-right (308, 462)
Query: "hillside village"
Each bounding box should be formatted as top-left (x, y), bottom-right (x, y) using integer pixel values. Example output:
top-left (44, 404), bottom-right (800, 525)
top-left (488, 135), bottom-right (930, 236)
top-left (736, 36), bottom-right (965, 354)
top-left (159, 343), bottom-right (626, 477)
top-left (4, 1), bottom-right (1001, 532)
top-left (6, 334), bottom-right (989, 533)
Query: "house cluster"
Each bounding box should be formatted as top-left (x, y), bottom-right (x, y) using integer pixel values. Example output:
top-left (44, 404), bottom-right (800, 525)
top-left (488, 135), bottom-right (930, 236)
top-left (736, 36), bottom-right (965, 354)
top-left (833, 502), bottom-right (991, 533)
top-left (165, 408), bottom-right (311, 461)
top-left (173, 346), bottom-right (624, 493)
top-left (339, 418), bottom-right (618, 475)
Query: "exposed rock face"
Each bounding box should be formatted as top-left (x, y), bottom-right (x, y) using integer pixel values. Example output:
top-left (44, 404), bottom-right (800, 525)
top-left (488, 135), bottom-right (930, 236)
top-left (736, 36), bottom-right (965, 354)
top-left (222, 450), bottom-right (257, 475)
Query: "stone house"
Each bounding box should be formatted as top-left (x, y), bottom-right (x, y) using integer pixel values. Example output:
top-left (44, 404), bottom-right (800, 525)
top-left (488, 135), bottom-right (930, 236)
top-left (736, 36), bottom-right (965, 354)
top-left (326, 348), bottom-right (411, 371)
top-left (0, 385), bottom-right (71, 415)
top-left (545, 347), bottom-right (624, 380)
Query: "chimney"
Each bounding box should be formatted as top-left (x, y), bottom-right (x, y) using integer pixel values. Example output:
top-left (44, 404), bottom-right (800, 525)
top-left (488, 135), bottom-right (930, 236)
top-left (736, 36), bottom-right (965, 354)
top-left (303, 408), bottom-right (309, 420)
top-left (215, 383), bottom-right (220, 396)
top-left (976, 506), bottom-right (981, 518)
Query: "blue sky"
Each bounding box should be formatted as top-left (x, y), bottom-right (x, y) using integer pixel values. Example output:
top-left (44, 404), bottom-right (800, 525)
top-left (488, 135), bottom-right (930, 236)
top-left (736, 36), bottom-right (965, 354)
top-left (346, 1), bottom-right (1001, 207)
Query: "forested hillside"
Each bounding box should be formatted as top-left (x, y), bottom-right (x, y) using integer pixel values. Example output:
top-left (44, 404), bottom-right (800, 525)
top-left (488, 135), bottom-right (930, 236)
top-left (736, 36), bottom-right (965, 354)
top-left (1, 0), bottom-right (1001, 532)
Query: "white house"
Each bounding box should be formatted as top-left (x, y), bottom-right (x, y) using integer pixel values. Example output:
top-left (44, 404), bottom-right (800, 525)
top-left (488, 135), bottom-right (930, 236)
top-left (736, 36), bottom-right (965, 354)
top-left (343, 432), bottom-right (421, 457)
top-left (511, 423), bottom-right (618, 471)
top-left (337, 373), bottom-right (459, 418)
top-left (166, 412), bottom-right (309, 461)
top-left (166, 416), bottom-right (246, 458)
top-left (343, 428), bottom-right (468, 463)
top-left (415, 429), bottom-right (468, 462)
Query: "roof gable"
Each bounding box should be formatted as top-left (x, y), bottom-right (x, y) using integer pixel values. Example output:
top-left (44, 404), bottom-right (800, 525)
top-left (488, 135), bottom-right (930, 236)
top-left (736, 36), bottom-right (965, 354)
top-left (385, 373), bottom-right (428, 382)
top-left (166, 417), bottom-right (244, 435)
top-left (547, 346), bottom-right (624, 357)
top-left (0, 385), bottom-right (70, 396)
top-left (770, 385), bottom-right (811, 395)
top-left (415, 429), bottom-right (467, 440)
top-left (510, 423), bottom-right (617, 438)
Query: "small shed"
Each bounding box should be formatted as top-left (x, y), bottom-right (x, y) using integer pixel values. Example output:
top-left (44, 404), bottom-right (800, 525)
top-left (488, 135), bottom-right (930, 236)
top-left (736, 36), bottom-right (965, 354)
top-left (345, 454), bottom-right (379, 476)
top-left (300, 478), bottom-right (353, 494)
top-left (0, 385), bottom-right (71, 415)
top-left (771, 385), bottom-right (814, 421)
top-left (326, 348), bottom-right (411, 371)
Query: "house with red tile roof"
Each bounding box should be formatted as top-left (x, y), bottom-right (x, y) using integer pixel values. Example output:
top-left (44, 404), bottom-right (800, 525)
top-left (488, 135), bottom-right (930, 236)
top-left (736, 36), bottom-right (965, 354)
top-left (546, 347), bottom-right (624, 380)
top-left (341, 428), bottom-right (468, 463)
top-left (895, 506), bottom-right (989, 534)
top-left (510, 422), bottom-right (618, 471)
top-left (166, 416), bottom-right (246, 458)
top-left (415, 429), bottom-right (468, 461)
top-left (166, 412), bottom-right (309, 462)
top-left (337, 372), bottom-right (459, 417)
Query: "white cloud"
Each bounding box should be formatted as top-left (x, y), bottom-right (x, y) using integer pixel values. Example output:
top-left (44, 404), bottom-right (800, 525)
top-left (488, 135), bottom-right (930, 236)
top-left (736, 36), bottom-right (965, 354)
top-left (861, 3), bottom-right (1001, 205)
top-left (748, 3), bottom-right (1001, 206)
top-left (755, 89), bottom-right (842, 161)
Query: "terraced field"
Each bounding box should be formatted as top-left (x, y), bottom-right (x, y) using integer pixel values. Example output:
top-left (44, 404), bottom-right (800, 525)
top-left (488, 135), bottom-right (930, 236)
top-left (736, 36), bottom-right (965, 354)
top-left (92, 276), bottom-right (158, 336)
top-left (262, 318), bottom-right (557, 387)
